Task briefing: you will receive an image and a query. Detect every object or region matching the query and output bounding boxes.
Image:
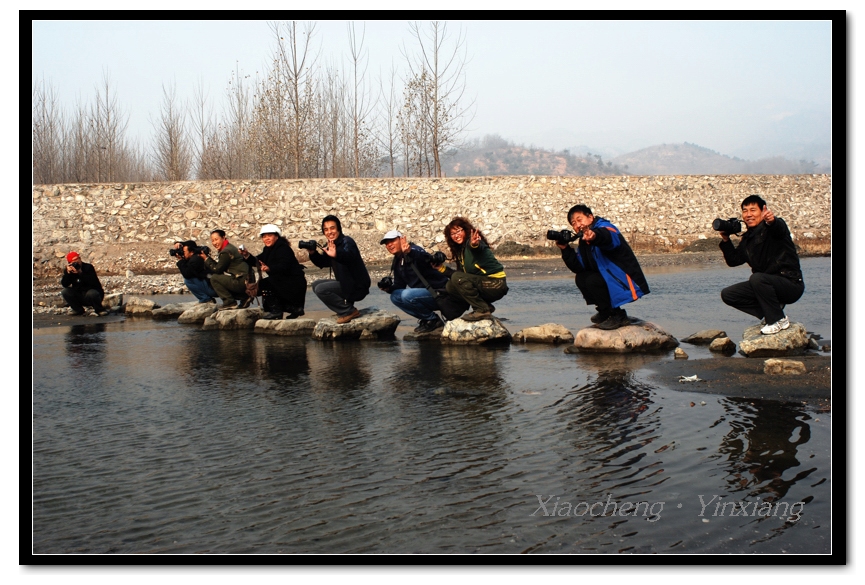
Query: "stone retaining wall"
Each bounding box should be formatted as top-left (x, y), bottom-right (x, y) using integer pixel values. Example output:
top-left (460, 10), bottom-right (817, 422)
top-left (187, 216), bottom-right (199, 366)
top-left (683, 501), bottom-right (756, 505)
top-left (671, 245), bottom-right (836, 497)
top-left (32, 174), bottom-right (831, 272)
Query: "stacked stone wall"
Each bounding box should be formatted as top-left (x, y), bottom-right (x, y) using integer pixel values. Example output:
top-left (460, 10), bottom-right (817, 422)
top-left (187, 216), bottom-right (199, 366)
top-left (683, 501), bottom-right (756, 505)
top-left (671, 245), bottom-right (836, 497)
top-left (32, 174), bottom-right (831, 268)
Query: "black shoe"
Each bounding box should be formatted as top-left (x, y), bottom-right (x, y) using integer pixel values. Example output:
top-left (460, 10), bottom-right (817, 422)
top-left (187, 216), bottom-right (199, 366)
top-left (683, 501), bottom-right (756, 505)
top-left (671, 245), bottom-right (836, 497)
top-left (414, 316), bottom-right (444, 333)
top-left (239, 296), bottom-right (255, 309)
top-left (285, 308), bottom-right (305, 320)
top-left (595, 310), bottom-right (629, 330)
top-left (590, 310), bottom-right (611, 324)
top-left (263, 311), bottom-right (283, 320)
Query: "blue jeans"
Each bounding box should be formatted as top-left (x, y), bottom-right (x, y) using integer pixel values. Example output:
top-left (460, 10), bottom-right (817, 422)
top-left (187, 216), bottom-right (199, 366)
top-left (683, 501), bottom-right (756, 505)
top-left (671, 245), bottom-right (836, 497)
top-left (390, 287), bottom-right (439, 321)
top-left (184, 277), bottom-right (218, 303)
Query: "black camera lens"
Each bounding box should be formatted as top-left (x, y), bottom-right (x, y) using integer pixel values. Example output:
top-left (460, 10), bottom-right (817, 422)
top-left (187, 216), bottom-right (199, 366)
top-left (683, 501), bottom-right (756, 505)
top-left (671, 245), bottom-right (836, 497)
top-left (298, 240), bottom-right (318, 251)
top-left (712, 218), bottom-right (742, 234)
top-left (378, 276), bottom-right (394, 289)
top-left (432, 251), bottom-right (446, 264)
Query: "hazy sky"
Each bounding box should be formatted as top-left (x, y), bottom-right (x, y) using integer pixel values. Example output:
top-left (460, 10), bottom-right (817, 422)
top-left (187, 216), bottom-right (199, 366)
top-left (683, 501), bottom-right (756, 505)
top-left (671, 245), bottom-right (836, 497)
top-left (31, 19), bottom-right (833, 158)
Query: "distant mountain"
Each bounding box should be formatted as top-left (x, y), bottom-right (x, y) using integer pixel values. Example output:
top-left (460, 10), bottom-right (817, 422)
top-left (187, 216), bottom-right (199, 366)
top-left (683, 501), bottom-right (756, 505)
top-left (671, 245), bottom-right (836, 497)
top-left (611, 143), bottom-right (830, 176)
top-left (442, 135), bottom-right (627, 177)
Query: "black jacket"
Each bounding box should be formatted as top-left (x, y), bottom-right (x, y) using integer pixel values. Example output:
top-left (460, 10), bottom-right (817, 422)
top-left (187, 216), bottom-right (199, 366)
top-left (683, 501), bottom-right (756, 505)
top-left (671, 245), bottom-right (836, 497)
top-left (720, 218), bottom-right (803, 281)
top-left (61, 262), bottom-right (104, 296)
top-left (244, 236), bottom-right (305, 286)
top-left (388, 244), bottom-right (449, 291)
top-left (309, 233), bottom-right (371, 302)
top-left (176, 254), bottom-right (210, 280)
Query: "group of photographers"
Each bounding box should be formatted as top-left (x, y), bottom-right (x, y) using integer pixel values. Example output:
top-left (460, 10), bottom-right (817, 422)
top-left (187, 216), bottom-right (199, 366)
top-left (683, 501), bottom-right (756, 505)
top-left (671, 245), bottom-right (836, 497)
top-left (63, 194), bottom-right (803, 336)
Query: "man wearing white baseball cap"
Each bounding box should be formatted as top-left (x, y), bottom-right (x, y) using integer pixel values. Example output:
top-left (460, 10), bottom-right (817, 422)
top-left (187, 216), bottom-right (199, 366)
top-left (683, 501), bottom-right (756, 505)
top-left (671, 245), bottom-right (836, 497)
top-left (240, 224), bottom-right (307, 320)
top-left (378, 230), bottom-right (450, 333)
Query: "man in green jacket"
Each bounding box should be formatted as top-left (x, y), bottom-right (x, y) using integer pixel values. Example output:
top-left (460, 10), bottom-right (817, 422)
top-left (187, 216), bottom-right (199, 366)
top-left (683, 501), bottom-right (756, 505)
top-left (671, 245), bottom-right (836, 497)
top-left (204, 229), bottom-right (251, 310)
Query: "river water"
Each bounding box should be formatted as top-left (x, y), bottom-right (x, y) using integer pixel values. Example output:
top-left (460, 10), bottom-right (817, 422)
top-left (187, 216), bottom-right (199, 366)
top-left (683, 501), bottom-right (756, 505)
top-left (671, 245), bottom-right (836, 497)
top-left (32, 257), bottom-right (832, 554)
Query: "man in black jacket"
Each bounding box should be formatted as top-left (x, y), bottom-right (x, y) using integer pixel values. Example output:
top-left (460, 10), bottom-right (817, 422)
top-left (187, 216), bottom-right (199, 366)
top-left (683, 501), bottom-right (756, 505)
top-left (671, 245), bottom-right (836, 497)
top-left (308, 215), bottom-right (371, 324)
top-left (173, 241), bottom-right (218, 304)
top-left (60, 251), bottom-right (106, 316)
top-left (720, 195), bottom-right (805, 335)
top-left (378, 230), bottom-right (449, 333)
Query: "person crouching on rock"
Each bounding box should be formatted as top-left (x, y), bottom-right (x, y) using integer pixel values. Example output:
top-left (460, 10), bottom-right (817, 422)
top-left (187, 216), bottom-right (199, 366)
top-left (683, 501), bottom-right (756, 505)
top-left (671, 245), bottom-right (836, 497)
top-left (557, 204), bottom-right (649, 330)
top-left (442, 217), bottom-right (508, 322)
top-left (308, 215), bottom-right (371, 324)
top-left (378, 230), bottom-right (450, 334)
top-left (240, 224), bottom-right (307, 320)
top-left (719, 194), bottom-right (804, 335)
top-left (172, 240), bottom-right (218, 304)
top-left (204, 229), bottom-right (252, 310)
top-left (60, 251), bottom-right (106, 316)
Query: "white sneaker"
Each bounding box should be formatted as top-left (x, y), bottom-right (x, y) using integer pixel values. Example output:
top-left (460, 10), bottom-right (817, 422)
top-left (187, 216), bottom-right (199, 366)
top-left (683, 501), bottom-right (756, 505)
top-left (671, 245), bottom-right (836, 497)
top-left (761, 316), bottom-right (790, 335)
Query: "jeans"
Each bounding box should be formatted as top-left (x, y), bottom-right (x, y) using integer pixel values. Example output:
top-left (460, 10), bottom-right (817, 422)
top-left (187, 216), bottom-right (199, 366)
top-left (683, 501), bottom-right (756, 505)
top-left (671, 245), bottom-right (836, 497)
top-left (390, 287), bottom-right (439, 321)
top-left (184, 277), bottom-right (218, 302)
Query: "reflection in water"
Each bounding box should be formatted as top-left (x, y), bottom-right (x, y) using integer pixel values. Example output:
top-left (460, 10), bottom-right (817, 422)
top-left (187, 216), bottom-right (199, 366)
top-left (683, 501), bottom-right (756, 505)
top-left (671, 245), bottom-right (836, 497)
top-left (718, 398), bottom-right (815, 501)
top-left (64, 323), bottom-right (107, 367)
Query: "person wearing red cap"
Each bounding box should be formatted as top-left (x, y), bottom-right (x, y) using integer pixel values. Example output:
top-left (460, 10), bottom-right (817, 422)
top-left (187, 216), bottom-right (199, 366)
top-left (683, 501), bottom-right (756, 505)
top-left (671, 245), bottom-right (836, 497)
top-left (60, 251), bottom-right (106, 316)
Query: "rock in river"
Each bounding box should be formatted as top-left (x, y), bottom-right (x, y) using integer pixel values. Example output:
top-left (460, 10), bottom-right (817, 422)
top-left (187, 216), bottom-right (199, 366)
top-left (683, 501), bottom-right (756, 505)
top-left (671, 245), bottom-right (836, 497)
top-left (312, 308), bottom-right (400, 340)
top-left (763, 358), bottom-right (807, 375)
top-left (152, 301), bottom-right (200, 320)
top-left (513, 323), bottom-right (574, 344)
top-left (177, 303), bottom-right (219, 324)
top-left (738, 322), bottom-right (809, 357)
top-left (681, 329), bottom-right (728, 345)
top-left (255, 318), bottom-right (317, 336)
top-left (124, 296), bottom-right (158, 317)
top-left (202, 307), bottom-right (264, 330)
top-left (441, 316), bottom-right (511, 345)
top-left (569, 319), bottom-right (678, 353)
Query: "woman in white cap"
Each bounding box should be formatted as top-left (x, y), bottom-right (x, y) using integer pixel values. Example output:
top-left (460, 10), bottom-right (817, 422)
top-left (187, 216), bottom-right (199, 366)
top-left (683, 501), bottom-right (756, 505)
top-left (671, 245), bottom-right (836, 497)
top-left (240, 224), bottom-right (307, 319)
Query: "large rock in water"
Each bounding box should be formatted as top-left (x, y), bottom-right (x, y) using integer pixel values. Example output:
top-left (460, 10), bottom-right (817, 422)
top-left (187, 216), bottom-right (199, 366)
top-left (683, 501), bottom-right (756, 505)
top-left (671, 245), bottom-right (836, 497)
top-left (102, 293), bottom-right (123, 311)
top-left (440, 316), bottom-right (511, 345)
top-left (681, 329), bottom-right (728, 345)
top-left (513, 323), bottom-right (574, 344)
top-left (255, 318), bottom-right (316, 336)
top-left (152, 301), bottom-right (200, 320)
top-left (202, 308), bottom-right (264, 330)
top-left (738, 322), bottom-right (809, 357)
top-left (178, 303), bottom-right (219, 324)
top-left (124, 296), bottom-right (159, 317)
top-left (569, 319), bottom-right (678, 353)
top-left (312, 308), bottom-right (400, 340)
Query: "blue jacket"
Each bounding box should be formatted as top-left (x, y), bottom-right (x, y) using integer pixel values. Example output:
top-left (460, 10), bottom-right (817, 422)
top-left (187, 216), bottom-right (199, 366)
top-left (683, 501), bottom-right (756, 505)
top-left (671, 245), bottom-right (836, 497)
top-left (561, 216), bottom-right (649, 308)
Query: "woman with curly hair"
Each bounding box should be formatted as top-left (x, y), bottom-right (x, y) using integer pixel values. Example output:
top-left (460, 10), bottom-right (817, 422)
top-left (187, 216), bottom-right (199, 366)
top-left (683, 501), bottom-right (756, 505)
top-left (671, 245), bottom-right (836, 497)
top-left (441, 217), bottom-right (508, 322)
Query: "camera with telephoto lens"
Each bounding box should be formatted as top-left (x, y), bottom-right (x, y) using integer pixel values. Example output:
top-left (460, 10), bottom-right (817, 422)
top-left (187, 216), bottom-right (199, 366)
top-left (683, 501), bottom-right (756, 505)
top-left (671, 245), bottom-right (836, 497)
top-left (378, 276), bottom-right (394, 289)
top-left (196, 245), bottom-right (210, 256)
top-left (712, 218), bottom-right (743, 235)
top-left (431, 251), bottom-right (446, 265)
top-left (546, 229), bottom-right (579, 245)
top-left (298, 240), bottom-right (320, 252)
top-left (169, 247), bottom-right (182, 257)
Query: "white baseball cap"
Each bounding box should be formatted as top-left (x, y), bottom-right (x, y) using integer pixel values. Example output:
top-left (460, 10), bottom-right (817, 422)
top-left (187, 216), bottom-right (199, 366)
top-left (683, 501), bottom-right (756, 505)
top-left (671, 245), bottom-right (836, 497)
top-left (259, 224), bottom-right (281, 236)
top-left (379, 230), bottom-right (403, 245)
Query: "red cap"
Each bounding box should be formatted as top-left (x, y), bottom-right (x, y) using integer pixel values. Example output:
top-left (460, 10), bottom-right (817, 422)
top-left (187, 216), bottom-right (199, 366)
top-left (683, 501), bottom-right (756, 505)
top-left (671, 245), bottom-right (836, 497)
top-left (66, 251), bottom-right (80, 263)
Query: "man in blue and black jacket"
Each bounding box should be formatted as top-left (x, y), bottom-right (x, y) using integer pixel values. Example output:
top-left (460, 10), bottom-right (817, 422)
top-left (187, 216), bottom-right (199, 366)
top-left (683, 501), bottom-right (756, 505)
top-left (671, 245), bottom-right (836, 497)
top-left (378, 230), bottom-right (451, 333)
top-left (557, 204), bottom-right (650, 330)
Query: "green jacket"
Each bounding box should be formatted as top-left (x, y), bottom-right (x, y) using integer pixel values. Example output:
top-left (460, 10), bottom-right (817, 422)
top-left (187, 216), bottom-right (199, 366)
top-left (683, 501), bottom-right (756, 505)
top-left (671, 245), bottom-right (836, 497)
top-left (455, 241), bottom-right (505, 278)
top-left (205, 242), bottom-right (249, 278)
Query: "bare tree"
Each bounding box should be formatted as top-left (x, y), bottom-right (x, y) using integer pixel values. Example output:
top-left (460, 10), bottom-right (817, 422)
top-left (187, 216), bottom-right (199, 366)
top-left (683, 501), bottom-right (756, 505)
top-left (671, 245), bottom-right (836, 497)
top-left (32, 78), bottom-right (64, 184)
top-left (403, 21), bottom-right (474, 177)
top-left (376, 64), bottom-right (401, 177)
top-left (346, 22), bottom-right (379, 178)
top-left (270, 20), bottom-right (319, 179)
top-left (151, 82), bottom-right (193, 181)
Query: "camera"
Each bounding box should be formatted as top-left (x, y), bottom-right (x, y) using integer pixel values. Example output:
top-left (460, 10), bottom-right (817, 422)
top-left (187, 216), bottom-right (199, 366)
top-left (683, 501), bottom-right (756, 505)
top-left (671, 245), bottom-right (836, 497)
top-left (431, 251), bottom-right (446, 265)
top-left (712, 218), bottom-right (743, 235)
top-left (546, 229), bottom-right (579, 244)
top-left (298, 240), bottom-right (320, 252)
top-left (196, 245), bottom-right (211, 256)
top-left (378, 276), bottom-right (394, 289)
top-left (169, 247), bottom-right (182, 257)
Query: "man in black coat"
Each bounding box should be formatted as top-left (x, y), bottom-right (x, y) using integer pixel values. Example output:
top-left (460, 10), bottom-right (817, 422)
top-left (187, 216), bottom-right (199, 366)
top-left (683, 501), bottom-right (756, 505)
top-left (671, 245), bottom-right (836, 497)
top-left (720, 194), bottom-right (805, 335)
top-left (173, 240), bottom-right (218, 304)
top-left (60, 251), bottom-right (105, 316)
top-left (308, 215), bottom-right (371, 324)
top-left (241, 224), bottom-right (307, 320)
